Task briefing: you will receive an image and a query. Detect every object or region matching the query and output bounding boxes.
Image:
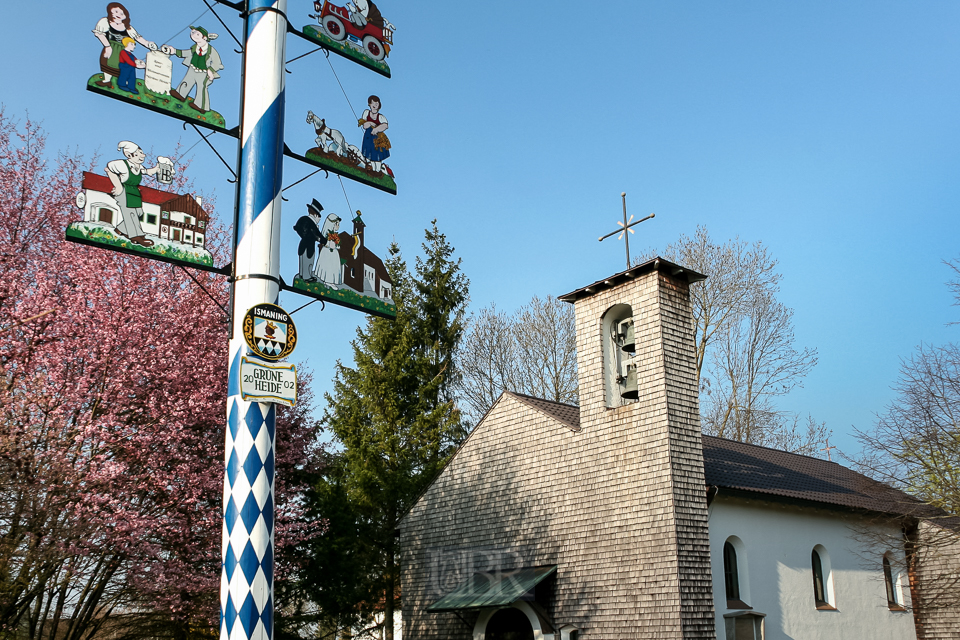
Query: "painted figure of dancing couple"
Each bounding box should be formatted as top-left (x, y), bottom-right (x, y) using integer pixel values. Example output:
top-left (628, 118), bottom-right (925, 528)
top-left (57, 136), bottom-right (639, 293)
top-left (294, 200), bottom-right (344, 288)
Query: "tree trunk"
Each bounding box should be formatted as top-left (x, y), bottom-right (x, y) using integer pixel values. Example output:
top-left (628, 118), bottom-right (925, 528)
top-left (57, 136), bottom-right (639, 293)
top-left (384, 531), bottom-right (395, 640)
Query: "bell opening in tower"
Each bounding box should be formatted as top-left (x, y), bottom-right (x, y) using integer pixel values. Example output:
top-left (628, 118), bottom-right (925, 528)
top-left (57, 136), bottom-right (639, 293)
top-left (602, 303), bottom-right (639, 407)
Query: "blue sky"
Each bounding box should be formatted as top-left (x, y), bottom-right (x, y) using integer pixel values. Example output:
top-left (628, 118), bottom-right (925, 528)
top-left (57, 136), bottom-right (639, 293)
top-left (3, 1), bottom-right (959, 457)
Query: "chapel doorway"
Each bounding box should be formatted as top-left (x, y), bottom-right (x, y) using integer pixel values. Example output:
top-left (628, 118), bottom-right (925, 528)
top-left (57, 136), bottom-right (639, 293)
top-left (484, 607), bottom-right (534, 640)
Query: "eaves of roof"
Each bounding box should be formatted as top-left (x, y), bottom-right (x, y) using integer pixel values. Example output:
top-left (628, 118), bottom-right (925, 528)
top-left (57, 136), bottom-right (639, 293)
top-left (558, 257), bottom-right (706, 303)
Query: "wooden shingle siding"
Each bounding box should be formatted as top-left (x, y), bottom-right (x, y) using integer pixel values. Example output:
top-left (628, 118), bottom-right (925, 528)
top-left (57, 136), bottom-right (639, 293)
top-left (912, 521), bottom-right (960, 640)
top-left (401, 264), bottom-right (716, 639)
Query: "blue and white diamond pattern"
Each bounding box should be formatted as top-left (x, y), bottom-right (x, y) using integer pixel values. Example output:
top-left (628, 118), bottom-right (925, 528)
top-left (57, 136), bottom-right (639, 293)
top-left (221, 397), bottom-right (276, 640)
top-left (256, 339), bottom-right (282, 357)
top-left (223, 2), bottom-right (289, 640)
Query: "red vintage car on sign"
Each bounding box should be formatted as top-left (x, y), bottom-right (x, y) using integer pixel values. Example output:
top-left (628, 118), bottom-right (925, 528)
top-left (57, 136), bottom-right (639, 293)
top-left (313, 1), bottom-right (393, 61)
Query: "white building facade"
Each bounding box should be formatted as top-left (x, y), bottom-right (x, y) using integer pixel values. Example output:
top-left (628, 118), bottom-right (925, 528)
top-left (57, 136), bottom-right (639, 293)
top-left (709, 494), bottom-right (915, 639)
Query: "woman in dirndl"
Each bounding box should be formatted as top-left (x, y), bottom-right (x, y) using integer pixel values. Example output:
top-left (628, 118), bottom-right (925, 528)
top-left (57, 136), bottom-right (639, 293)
top-left (92, 2), bottom-right (156, 89)
top-left (360, 95), bottom-right (390, 174)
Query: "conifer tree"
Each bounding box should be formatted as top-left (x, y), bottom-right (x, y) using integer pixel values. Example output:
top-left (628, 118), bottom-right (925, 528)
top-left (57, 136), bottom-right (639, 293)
top-left (301, 221), bottom-right (468, 639)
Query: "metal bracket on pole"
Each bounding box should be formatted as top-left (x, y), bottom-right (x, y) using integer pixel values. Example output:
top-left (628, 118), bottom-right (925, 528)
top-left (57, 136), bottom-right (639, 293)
top-left (174, 264), bottom-right (230, 318)
top-left (184, 123), bottom-right (238, 182)
top-left (213, 0), bottom-right (244, 11)
top-left (233, 273), bottom-right (283, 285)
top-left (280, 167), bottom-right (328, 201)
top-left (285, 46), bottom-right (325, 72)
top-left (201, 0), bottom-right (244, 50)
top-left (288, 298), bottom-right (324, 315)
top-left (243, 5), bottom-right (289, 20)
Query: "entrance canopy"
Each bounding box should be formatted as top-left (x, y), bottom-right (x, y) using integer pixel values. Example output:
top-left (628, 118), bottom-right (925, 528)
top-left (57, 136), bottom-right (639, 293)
top-left (427, 565), bottom-right (558, 612)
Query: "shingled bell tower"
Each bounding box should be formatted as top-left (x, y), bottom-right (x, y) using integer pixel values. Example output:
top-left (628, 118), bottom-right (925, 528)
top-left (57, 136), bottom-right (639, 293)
top-left (557, 257), bottom-right (716, 639)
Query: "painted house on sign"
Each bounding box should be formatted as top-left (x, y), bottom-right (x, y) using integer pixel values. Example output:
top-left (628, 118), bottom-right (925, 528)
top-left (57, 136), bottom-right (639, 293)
top-left (76, 172), bottom-right (209, 249)
top-left (339, 211), bottom-right (393, 302)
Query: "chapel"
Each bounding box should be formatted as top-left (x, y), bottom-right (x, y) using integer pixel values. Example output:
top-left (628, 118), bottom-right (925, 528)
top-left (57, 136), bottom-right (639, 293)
top-left (398, 258), bottom-right (960, 640)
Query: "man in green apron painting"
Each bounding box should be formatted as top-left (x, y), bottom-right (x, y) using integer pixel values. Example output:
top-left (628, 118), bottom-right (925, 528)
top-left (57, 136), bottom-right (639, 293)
top-left (162, 26), bottom-right (223, 114)
top-left (105, 141), bottom-right (161, 247)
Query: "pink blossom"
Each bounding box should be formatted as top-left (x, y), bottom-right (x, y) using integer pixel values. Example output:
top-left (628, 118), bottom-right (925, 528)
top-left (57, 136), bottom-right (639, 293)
top-left (0, 112), bottom-right (325, 635)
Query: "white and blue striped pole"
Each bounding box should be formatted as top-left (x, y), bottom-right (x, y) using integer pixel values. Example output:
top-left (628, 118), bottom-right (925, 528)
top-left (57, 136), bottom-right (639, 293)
top-left (222, 2), bottom-right (287, 640)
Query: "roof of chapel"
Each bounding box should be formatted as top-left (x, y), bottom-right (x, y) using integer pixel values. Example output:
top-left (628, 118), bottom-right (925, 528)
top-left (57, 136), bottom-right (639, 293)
top-left (558, 257), bottom-right (707, 303)
top-left (509, 393), bottom-right (934, 519)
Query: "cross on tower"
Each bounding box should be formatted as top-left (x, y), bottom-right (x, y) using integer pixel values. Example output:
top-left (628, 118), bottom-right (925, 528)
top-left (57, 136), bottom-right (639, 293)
top-left (598, 192), bottom-right (655, 268)
top-left (821, 439), bottom-right (838, 462)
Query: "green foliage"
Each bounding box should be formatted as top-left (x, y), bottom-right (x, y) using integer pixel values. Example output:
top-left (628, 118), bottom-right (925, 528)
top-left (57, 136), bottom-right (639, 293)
top-left (276, 453), bottom-right (374, 640)
top-left (414, 223), bottom-right (470, 415)
top-left (86, 74), bottom-right (227, 130)
top-left (66, 222), bottom-right (215, 267)
top-left (292, 275), bottom-right (397, 318)
top-left (285, 221), bottom-right (468, 638)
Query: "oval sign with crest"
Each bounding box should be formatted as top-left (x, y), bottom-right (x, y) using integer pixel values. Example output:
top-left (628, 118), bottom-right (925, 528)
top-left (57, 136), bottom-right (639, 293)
top-left (242, 303), bottom-right (297, 362)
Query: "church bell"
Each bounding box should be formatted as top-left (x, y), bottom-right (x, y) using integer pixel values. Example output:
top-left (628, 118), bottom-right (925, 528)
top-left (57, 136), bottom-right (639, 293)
top-left (620, 364), bottom-right (639, 400)
top-left (618, 319), bottom-right (635, 353)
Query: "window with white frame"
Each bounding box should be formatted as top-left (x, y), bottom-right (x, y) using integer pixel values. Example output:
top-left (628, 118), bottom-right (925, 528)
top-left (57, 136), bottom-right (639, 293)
top-left (811, 545), bottom-right (835, 610)
top-left (723, 536), bottom-right (751, 609)
top-left (883, 553), bottom-right (904, 610)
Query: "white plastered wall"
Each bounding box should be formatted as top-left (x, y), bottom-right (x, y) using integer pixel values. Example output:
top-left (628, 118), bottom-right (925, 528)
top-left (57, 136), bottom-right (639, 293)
top-left (82, 187), bottom-right (163, 236)
top-left (708, 493), bottom-right (916, 640)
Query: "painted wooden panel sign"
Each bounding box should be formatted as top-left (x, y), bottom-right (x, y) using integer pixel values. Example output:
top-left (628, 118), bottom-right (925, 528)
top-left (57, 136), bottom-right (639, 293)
top-left (295, 96), bottom-right (397, 195)
top-left (66, 141), bottom-right (218, 272)
top-left (240, 357), bottom-right (298, 407)
top-left (242, 304), bottom-right (298, 361)
top-left (87, 4), bottom-right (231, 134)
top-left (302, 0), bottom-right (395, 78)
top-left (291, 199), bottom-right (397, 318)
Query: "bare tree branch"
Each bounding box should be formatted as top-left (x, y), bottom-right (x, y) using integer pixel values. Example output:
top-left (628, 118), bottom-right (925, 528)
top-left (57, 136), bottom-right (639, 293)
top-left (852, 342), bottom-right (960, 614)
top-left (947, 257), bottom-right (960, 326)
top-left (641, 227), bottom-right (826, 454)
top-left (459, 297), bottom-right (578, 424)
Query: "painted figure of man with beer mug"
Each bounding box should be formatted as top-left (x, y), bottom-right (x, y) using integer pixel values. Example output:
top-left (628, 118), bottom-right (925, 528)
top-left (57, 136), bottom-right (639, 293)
top-left (105, 141), bottom-right (175, 247)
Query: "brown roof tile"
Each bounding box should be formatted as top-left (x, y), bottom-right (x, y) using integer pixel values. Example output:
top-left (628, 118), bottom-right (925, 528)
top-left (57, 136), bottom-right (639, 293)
top-left (508, 392), bottom-right (581, 431)
top-left (513, 395), bottom-right (931, 517)
top-left (558, 257), bottom-right (707, 303)
top-left (700, 435), bottom-right (930, 517)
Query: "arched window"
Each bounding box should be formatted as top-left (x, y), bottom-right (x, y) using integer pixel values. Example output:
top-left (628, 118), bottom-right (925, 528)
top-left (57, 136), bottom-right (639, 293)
top-left (883, 554), bottom-right (903, 609)
top-left (723, 537), bottom-right (750, 609)
top-left (601, 304), bottom-right (638, 407)
top-left (473, 602), bottom-right (550, 640)
top-left (811, 546), bottom-right (834, 609)
top-left (812, 549), bottom-right (826, 604)
top-left (724, 541), bottom-right (740, 601)
top-left (559, 627), bottom-right (580, 640)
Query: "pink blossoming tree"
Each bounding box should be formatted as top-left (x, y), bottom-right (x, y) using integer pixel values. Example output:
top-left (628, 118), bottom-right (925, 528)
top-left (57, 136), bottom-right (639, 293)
top-left (0, 113), bottom-right (322, 640)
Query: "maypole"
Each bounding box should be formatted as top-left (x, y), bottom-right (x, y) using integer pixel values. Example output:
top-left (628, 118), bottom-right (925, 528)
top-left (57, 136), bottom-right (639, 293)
top-left (222, 2), bottom-right (288, 639)
top-left (74, 0), bottom-right (401, 636)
